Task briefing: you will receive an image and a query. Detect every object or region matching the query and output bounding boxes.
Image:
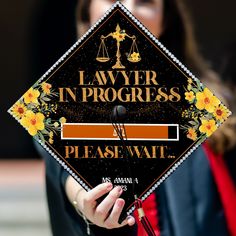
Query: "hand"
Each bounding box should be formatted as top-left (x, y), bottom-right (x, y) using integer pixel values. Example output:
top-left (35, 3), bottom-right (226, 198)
top-left (66, 176), bottom-right (135, 229)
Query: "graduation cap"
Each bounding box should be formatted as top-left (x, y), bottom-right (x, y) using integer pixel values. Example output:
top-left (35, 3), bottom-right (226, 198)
top-left (8, 1), bottom-right (231, 230)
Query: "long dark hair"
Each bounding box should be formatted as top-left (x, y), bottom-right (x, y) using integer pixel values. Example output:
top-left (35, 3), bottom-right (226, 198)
top-left (76, 0), bottom-right (236, 154)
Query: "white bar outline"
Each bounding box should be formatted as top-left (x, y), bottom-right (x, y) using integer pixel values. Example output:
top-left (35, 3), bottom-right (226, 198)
top-left (61, 123), bottom-right (179, 141)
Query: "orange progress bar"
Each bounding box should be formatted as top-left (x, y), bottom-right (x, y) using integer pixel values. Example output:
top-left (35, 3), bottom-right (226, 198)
top-left (61, 123), bottom-right (178, 141)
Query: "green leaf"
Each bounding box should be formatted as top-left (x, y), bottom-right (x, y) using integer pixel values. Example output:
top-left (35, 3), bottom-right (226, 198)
top-left (192, 88), bottom-right (198, 93)
top-left (46, 118), bottom-right (52, 123)
top-left (41, 129), bottom-right (48, 135)
top-left (189, 121), bottom-right (197, 125)
top-left (42, 97), bottom-right (51, 102)
top-left (38, 131), bottom-right (45, 143)
top-left (196, 80), bottom-right (203, 91)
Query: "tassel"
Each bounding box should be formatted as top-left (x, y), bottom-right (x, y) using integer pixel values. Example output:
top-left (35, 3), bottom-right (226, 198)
top-left (134, 196), bottom-right (156, 236)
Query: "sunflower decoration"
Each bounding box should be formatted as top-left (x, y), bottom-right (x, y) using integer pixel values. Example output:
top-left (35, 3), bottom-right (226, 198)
top-left (213, 104), bottom-right (229, 122)
top-left (9, 81), bottom-right (66, 144)
top-left (12, 101), bottom-right (27, 119)
top-left (181, 78), bottom-right (231, 143)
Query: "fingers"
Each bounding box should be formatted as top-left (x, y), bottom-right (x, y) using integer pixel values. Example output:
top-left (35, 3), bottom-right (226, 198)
top-left (95, 186), bottom-right (123, 219)
top-left (104, 198), bottom-right (125, 228)
top-left (85, 182), bottom-right (113, 203)
top-left (104, 199), bottom-right (136, 229)
top-left (79, 183), bottom-right (136, 230)
top-left (82, 182), bottom-right (113, 216)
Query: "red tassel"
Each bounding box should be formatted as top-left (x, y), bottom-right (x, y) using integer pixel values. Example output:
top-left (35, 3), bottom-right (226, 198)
top-left (134, 196), bottom-right (156, 236)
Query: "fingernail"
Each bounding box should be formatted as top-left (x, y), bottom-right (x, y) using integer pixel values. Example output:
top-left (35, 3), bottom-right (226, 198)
top-left (117, 199), bottom-right (124, 207)
top-left (127, 216), bottom-right (135, 226)
top-left (116, 186), bottom-right (123, 194)
top-left (106, 182), bottom-right (113, 190)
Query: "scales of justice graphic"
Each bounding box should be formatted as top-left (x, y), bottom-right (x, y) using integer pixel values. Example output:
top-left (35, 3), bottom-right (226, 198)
top-left (96, 24), bottom-right (141, 69)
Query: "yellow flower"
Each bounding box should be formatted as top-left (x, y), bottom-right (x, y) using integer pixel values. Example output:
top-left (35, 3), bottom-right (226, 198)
top-left (41, 82), bottom-right (52, 95)
top-left (12, 101), bottom-right (27, 119)
top-left (199, 119), bottom-right (217, 137)
top-left (213, 105), bottom-right (229, 122)
top-left (130, 52), bottom-right (140, 62)
top-left (187, 128), bottom-right (197, 141)
top-left (188, 78), bottom-right (193, 84)
top-left (195, 88), bottom-right (220, 113)
top-left (185, 91), bottom-right (195, 102)
top-left (20, 110), bottom-right (45, 136)
top-left (49, 138), bottom-right (54, 144)
top-left (49, 131), bottom-right (54, 138)
top-left (59, 117), bottom-right (66, 124)
top-left (23, 88), bottom-right (40, 104)
top-left (112, 32), bottom-right (125, 41)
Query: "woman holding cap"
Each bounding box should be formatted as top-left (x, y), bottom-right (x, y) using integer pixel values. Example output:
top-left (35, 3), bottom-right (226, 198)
top-left (35, 0), bottom-right (236, 235)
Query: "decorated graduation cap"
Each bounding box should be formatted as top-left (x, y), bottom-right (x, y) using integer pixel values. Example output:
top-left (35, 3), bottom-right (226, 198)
top-left (9, 1), bottom-right (231, 231)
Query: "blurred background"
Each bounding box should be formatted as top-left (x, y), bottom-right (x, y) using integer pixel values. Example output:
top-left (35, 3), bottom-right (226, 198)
top-left (0, 0), bottom-right (235, 235)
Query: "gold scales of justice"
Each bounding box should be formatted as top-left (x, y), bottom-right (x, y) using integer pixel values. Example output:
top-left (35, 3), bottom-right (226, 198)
top-left (96, 24), bottom-right (141, 69)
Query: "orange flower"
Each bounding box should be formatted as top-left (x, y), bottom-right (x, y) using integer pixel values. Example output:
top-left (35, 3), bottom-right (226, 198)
top-left (23, 88), bottom-right (40, 104)
top-left (41, 82), bottom-right (52, 95)
top-left (20, 110), bottom-right (45, 136)
top-left (12, 101), bottom-right (27, 119)
top-left (195, 88), bottom-right (220, 113)
top-left (187, 128), bottom-right (197, 141)
top-left (199, 119), bottom-right (217, 137)
top-left (213, 105), bottom-right (229, 122)
top-left (185, 91), bottom-right (195, 102)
